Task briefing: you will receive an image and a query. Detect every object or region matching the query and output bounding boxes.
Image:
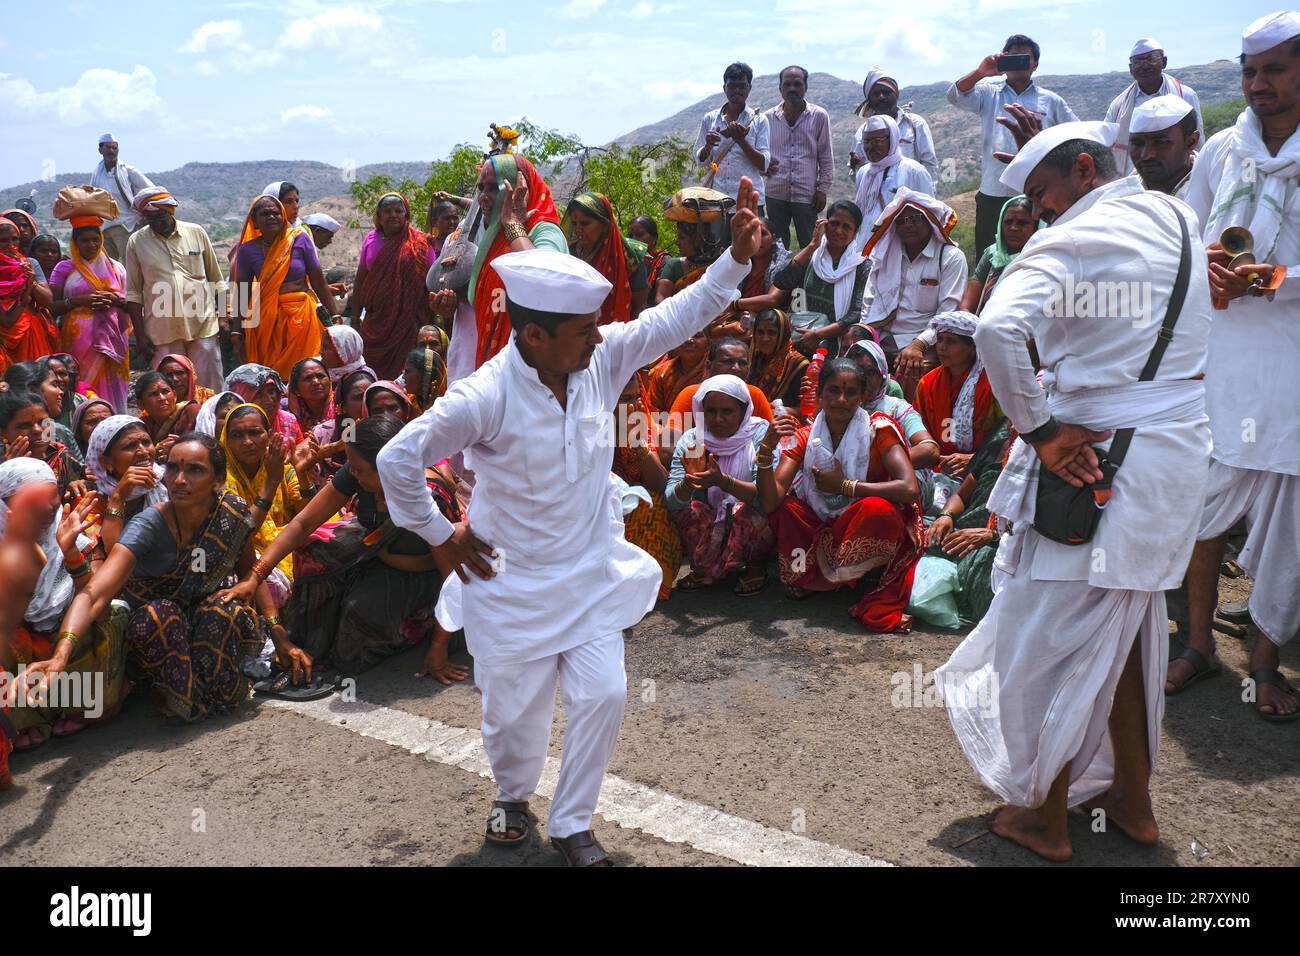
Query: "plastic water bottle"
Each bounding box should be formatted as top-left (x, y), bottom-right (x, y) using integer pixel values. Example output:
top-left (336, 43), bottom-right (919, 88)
top-left (809, 436), bottom-right (835, 471)
top-left (800, 347), bottom-right (829, 417)
top-left (771, 399), bottom-right (796, 453)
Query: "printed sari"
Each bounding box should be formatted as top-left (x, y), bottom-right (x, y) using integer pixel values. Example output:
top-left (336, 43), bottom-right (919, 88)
top-left (123, 490), bottom-right (264, 721)
top-left (612, 381), bottom-right (681, 600)
top-left (51, 252), bottom-right (131, 413)
top-left (563, 191), bottom-right (646, 325)
top-left (356, 193), bottom-right (433, 379)
top-left (748, 308), bottom-right (809, 408)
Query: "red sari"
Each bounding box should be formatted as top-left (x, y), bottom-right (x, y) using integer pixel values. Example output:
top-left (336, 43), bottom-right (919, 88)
top-left (357, 194), bottom-right (434, 379)
top-left (565, 191), bottom-right (643, 325)
top-left (0, 252), bottom-right (57, 375)
top-left (770, 415), bottom-right (923, 633)
top-left (913, 363), bottom-right (997, 456)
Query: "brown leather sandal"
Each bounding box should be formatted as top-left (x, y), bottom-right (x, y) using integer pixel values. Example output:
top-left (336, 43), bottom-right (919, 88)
top-left (551, 830), bottom-right (612, 867)
top-left (484, 800), bottom-right (532, 846)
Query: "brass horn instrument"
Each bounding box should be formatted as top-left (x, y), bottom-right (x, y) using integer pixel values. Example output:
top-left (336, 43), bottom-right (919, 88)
top-left (1213, 226), bottom-right (1263, 309)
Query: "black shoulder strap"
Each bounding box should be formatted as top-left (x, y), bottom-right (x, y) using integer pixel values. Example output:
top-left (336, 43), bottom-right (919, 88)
top-left (1105, 200), bottom-right (1191, 468)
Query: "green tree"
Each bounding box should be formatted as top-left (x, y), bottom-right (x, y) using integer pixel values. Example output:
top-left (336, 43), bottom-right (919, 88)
top-left (1202, 98), bottom-right (1245, 139)
top-left (572, 137), bottom-right (694, 254)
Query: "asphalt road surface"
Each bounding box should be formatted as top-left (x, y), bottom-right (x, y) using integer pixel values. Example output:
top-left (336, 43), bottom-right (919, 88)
top-left (1, 575), bottom-right (1295, 867)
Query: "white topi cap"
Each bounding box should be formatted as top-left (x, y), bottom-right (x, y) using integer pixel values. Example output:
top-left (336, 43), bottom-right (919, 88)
top-left (1129, 38), bottom-right (1163, 57)
top-left (492, 248), bottom-right (612, 315)
top-left (303, 213), bottom-right (342, 233)
top-left (1000, 121), bottom-right (1120, 193)
top-left (98, 133), bottom-right (117, 145)
top-left (1129, 94), bottom-right (1194, 134)
top-left (1242, 11), bottom-right (1300, 55)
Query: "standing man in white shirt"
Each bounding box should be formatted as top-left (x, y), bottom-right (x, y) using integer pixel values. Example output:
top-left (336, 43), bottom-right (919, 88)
top-left (848, 69), bottom-right (940, 183)
top-left (90, 133), bottom-right (154, 262)
top-left (948, 34), bottom-right (1078, 257)
top-left (377, 179), bottom-right (762, 867)
top-left (1105, 38), bottom-right (1204, 177)
top-left (695, 62), bottom-right (771, 215)
top-left (937, 121), bottom-right (1212, 861)
top-left (1169, 12), bottom-right (1300, 722)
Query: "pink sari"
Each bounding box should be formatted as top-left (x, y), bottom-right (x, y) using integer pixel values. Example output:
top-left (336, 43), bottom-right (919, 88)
top-left (51, 253), bottom-right (131, 413)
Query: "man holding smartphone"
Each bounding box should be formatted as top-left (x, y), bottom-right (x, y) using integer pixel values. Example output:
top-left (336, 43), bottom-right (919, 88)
top-left (948, 35), bottom-right (1078, 255)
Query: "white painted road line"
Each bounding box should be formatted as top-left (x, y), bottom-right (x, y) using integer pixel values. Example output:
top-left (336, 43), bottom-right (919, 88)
top-left (269, 696), bottom-right (893, 867)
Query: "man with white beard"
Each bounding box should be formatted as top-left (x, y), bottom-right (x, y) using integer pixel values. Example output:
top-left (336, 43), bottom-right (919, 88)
top-left (936, 121), bottom-right (1212, 861)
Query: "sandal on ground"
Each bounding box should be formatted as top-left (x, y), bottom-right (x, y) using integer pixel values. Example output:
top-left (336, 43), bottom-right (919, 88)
top-left (675, 571), bottom-right (712, 592)
top-left (1250, 668), bottom-right (1300, 723)
top-left (252, 671), bottom-right (337, 702)
top-left (551, 830), bottom-right (612, 867)
top-left (733, 565), bottom-right (767, 596)
top-left (1164, 645), bottom-right (1221, 696)
top-left (485, 800), bottom-right (532, 846)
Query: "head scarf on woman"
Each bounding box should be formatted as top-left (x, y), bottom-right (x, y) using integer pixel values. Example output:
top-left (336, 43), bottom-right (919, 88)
top-left (845, 338), bottom-right (891, 404)
top-left (926, 310), bottom-right (990, 454)
top-left (748, 309), bottom-right (809, 405)
top-left (468, 154), bottom-right (561, 367)
top-left (287, 357), bottom-right (333, 431)
top-left (157, 353), bottom-right (212, 404)
top-left (323, 324), bottom-right (373, 385)
top-left (195, 391), bottom-right (239, 438)
top-left (85, 414), bottom-right (167, 505)
top-left (691, 374), bottom-right (766, 518)
top-left (989, 195), bottom-right (1032, 272)
top-left (355, 192), bottom-right (433, 379)
top-left (71, 398), bottom-right (113, 453)
top-left (562, 191), bottom-right (645, 325)
top-left (0, 458), bottom-right (86, 631)
top-left (362, 380), bottom-right (414, 421)
top-left (224, 363), bottom-right (284, 402)
top-left (1, 210), bottom-right (38, 252)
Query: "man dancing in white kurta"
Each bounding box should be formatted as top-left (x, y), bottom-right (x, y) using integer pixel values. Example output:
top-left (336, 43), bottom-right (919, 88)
top-left (377, 178), bottom-right (762, 866)
top-left (1167, 11), bottom-right (1300, 722)
top-left (935, 122), bottom-right (1212, 861)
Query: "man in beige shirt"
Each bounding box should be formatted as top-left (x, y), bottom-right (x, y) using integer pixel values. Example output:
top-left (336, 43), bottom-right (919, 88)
top-left (124, 187), bottom-right (225, 390)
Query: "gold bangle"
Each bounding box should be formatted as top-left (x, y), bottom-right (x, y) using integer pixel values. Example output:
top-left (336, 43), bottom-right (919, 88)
top-left (503, 222), bottom-right (527, 244)
top-left (265, 614), bottom-right (283, 628)
top-left (56, 631), bottom-right (79, 655)
top-left (841, 479), bottom-right (856, 498)
top-left (251, 558), bottom-right (274, 581)
top-left (104, 505), bottom-right (125, 520)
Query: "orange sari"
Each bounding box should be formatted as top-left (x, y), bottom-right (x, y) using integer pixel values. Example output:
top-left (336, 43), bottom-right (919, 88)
top-left (234, 197), bottom-right (321, 381)
top-left (0, 252), bottom-right (56, 375)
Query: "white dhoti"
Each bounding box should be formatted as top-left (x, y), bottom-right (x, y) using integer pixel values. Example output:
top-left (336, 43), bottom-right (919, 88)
top-left (474, 630), bottom-right (626, 839)
top-left (1197, 459), bottom-right (1300, 647)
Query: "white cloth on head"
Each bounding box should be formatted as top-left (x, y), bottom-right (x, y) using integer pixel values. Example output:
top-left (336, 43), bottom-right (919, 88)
top-left (492, 247), bottom-right (612, 315)
top-left (794, 407), bottom-right (875, 521)
top-left (863, 188), bottom-right (956, 328)
top-left (131, 186), bottom-right (177, 210)
top-left (809, 234), bottom-right (868, 321)
top-left (376, 250), bottom-right (748, 666)
top-left (262, 182), bottom-right (285, 198)
top-left (931, 310), bottom-right (985, 453)
top-left (98, 133), bottom-right (116, 145)
top-left (85, 415), bottom-right (168, 506)
top-left (1106, 76), bottom-right (1203, 175)
top-left (1243, 10), bottom-right (1300, 54)
top-left (0, 459), bottom-right (88, 632)
top-left (1129, 93), bottom-right (1193, 133)
top-left (323, 325), bottom-right (373, 385)
top-left (853, 115), bottom-right (901, 222)
top-left (929, 310), bottom-right (978, 337)
top-left (1197, 460), bottom-right (1300, 647)
top-left (846, 339), bottom-right (890, 402)
top-left (1129, 37), bottom-right (1162, 56)
top-left (692, 374), bottom-right (765, 517)
top-left (195, 391), bottom-right (239, 438)
top-left (850, 111), bottom-right (940, 182)
top-left (303, 213), bottom-right (341, 233)
top-left (1000, 121), bottom-right (1119, 193)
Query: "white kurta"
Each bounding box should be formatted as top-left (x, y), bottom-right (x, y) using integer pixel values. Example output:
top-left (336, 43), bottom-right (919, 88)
top-left (936, 176), bottom-right (1213, 807)
top-left (377, 251), bottom-right (749, 666)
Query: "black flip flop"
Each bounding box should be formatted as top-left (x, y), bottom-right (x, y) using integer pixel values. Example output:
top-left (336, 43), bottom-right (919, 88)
top-left (1165, 645), bottom-right (1221, 696)
top-left (1250, 668), bottom-right (1300, 723)
top-left (253, 671), bottom-right (337, 702)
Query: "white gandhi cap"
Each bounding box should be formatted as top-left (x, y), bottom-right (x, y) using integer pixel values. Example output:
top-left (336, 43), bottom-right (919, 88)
top-left (1243, 11), bottom-right (1300, 54)
top-left (1130, 94), bottom-right (1194, 134)
top-left (1129, 38), bottom-right (1163, 57)
top-left (303, 213), bottom-right (342, 233)
top-left (492, 248), bottom-right (612, 315)
top-left (1000, 121), bottom-right (1120, 193)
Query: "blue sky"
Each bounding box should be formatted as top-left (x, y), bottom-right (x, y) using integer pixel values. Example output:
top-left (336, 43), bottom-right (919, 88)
top-left (0, 0), bottom-right (1273, 189)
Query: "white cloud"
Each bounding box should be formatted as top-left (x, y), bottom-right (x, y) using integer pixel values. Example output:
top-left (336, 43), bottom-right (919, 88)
top-left (645, 78), bottom-right (718, 101)
top-left (873, 15), bottom-right (944, 64)
top-left (629, 1), bottom-right (653, 17)
top-left (181, 19), bottom-right (244, 54)
top-left (281, 6), bottom-right (383, 49)
top-left (281, 103), bottom-right (333, 122)
top-left (560, 0), bottom-right (606, 19)
top-left (0, 67), bottom-right (162, 126)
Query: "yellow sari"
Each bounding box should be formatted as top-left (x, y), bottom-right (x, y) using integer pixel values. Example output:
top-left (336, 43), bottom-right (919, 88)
top-left (234, 197), bottom-right (321, 381)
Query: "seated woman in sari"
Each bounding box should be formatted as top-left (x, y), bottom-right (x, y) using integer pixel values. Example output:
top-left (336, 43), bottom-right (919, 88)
top-left (844, 337), bottom-right (940, 471)
top-left (6, 359), bottom-right (83, 466)
top-left (645, 328), bottom-right (709, 414)
top-left (923, 418), bottom-right (1014, 624)
top-left (399, 345), bottom-right (445, 416)
top-left (223, 363), bottom-right (302, 443)
top-left (157, 353), bottom-right (213, 408)
top-left (311, 369), bottom-right (375, 480)
top-left (222, 415), bottom-right (464, 679)
top-left (220, 404), bottom-right (323, 603)
top-left (614, 376), bottom-right (681, 601)
top-left (912, 311), bottom-right (1003, 513)
top-left (748, 308), bottom-right (809, 412)
top-left (959, 195), bottom-right (1036, 316)
top-left (320, 324), bottom-right (373, 386)
top-left (72, 398), bottom-right (113, 460)
top-left (230, 196), bottom-right (340, 381)
top-left (135, 371), bottom-right (199, 462)
top-left (760, 359), bottom-right (923, 633)
top-left (363, 380), bottom-right (416, 423)
top-left (195, 391), bottom-right (239, 439)
top-left (57, 434), bottom-right (306, 722)
top-left (772, 201), bottom-right (869, 358)
top-left (664, 374), bottom-right (773, 595)
top-left (0, 385), bottom-right (86, 500)
top-left (0, 460), bottom-right (128, 751)
top-left (0, 218), bottom-right (58, 375)
top-left (47, 353), bottom-right (89, 429)
top-left (564, 191), bottom-right (647, 323)
top-left (86, 415), bottom-right (167, 554)
top-left (353, 193), bottom-right (435, 379)
top-left (287, 357), bottom-right (333, 434)
top-left (48, 220), bottom-right (130, 413)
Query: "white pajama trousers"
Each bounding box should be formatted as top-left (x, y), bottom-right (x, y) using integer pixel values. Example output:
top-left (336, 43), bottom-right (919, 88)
top-left (1197, 460), bottom-right (1300, 647)
top-left (474, 631), bottom-right (626, 839)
